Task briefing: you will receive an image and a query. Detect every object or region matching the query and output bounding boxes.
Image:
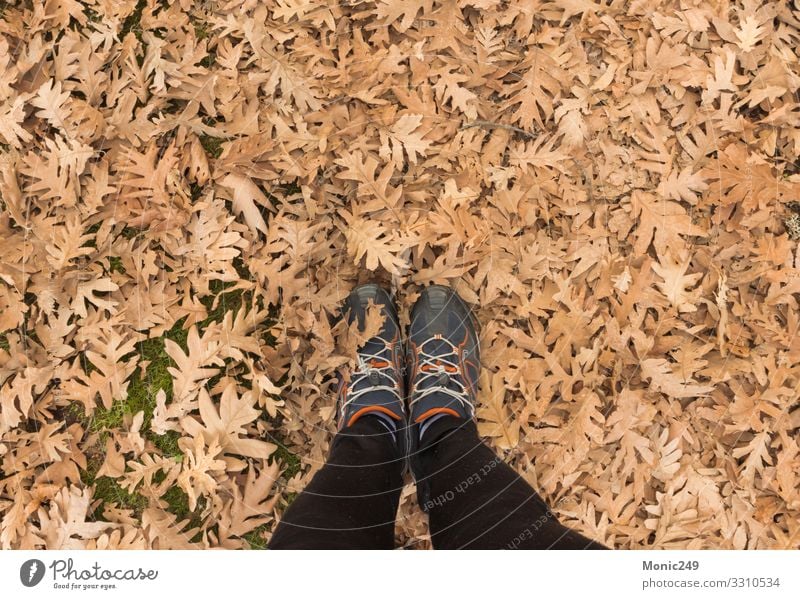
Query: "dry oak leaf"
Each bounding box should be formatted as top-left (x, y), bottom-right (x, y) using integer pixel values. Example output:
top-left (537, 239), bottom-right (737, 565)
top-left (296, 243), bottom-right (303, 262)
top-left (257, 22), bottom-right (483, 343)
top-left (141, 506), bottom-right (200, 550)
top-left (651, 252), bottom-right (703, 313)
top-left (701, 49), bottom-right (739, 105)
top-left (79, 328), bottom-right (139, 410)
top-left (177, 435), bottom-right (227, 512)
top-left (772, 442), bottom-right (800, 509)
top-left (376, 0), bottom-right (434, 33)
top-left (640, 358), bottom-right (713, 399)
top-left (255, 49), bottom-right (322, 112)
top-left (45, 214), bottom-right (95, 270)
top-left (342, 211), bottom-right (408, 275)
top-left (337, 298), bottom-right (387, 370)
top-left (657, 166), bottom-right (707, 205)
top-left (556, 105), bottom-right (587, 149)
top-left (433, 69), bottom-right (479, 120)
top-left (476, 370), bottom-right (519, 451)
top-left (702, 144), bottom-right (794, 212)
top-left (181, 384), bottom-right (276, 464)
top-left (88, 528), bottom-right (147, 550)
top-left (629, 190), bottom-right (704, 255)
top-left (220, 460), bottom-right (281, 539)
top-left (734, 15), bottom-right (767, 53)
top-left (502, 46), bottom-right (567, 128)
top-left (732, 431), bottom-right (772, 487)
top-left (0, 94), bottom-right (33, 147)
top-left (30, 80), bottom-right (71, 130)
top-left (335, 150), bottom-right (403, 209)
top-left (248, 360), bottom-right (285, 419)
top-left (121, 452), bottom-right (180, 500)
top-left (220, 173), bottom-right (269, 235)
top-left (743, 56), bottom-right (800, 107)
top-left (650, 429), bottom-right (682, 483)
top-left (116, 410), bottom-right (146, 456)
top-left (96, 437), bottom-right (125, 479)
top-left (605, 388), bottom-right (656, 477)
top-left (151, 388), bottom-right (178, 436)
top-left (36, 486), bottom-right (117, 549)
top-left (70, 277), bottom-right (119, 318)
top-left (545, 0), bottom-right (600, 25)
top-left (0, 370), bottom-right (38, 435)
top-left (1, 491), bottom-right (36, 549)
top-left (0, 284), bottom-right (26, 332)
top-left (380, 114), bottom-right (432, 167)
top-left (166, 325), bottom-right (224, 406)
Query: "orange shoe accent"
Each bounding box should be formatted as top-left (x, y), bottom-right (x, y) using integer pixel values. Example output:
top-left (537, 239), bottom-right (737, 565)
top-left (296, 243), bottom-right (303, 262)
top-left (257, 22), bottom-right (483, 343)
top-left (462, 359), bottom-right (479, 397)
top-left (420, 360), bottom-right (458, 373)
top-left (456, 330), bottom-right (477, 397)
top-left (414, 407), bottom-right (460, 423)
top-left (368, 359), bottom-right (389, 368)
top-left (347, 405), bottom-right (402, 427)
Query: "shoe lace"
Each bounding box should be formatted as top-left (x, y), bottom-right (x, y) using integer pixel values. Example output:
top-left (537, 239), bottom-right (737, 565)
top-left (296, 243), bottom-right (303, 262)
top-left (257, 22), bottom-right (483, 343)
top-left (341, 344), bottom-right (402, 413)
top-left (410, 336), bottom-right (473, 416)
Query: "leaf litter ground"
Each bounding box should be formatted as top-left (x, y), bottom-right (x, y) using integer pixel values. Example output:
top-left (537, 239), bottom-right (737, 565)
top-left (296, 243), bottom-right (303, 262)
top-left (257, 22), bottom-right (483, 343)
top-left (1, 0), bottom-right (799, 549)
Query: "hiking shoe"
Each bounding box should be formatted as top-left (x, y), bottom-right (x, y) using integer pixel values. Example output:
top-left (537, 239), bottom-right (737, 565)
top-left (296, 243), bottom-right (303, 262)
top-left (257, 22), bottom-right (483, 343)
top-left (336, 284), bottom-right (406, 444)
top-left (407, 285), bottom-right (480, 444)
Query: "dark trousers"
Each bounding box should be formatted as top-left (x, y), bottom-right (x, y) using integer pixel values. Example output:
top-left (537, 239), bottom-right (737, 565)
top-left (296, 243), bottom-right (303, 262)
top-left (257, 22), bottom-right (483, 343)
top-left (269, 416), bottom-right (606, 549)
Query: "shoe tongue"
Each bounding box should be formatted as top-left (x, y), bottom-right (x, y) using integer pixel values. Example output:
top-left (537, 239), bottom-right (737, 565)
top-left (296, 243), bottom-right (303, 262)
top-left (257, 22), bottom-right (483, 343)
top-left (427, 338), bottom-right (450, 356)
top-left (361, 337), bottom-right (391, 359)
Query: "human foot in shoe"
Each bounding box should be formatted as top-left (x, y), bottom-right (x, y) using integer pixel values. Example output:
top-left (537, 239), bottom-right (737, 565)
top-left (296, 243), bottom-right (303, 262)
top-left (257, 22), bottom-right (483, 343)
top-left (336, 284), bottom-right (406, 446)
top-left (406, 284), bottom-right (480, 455)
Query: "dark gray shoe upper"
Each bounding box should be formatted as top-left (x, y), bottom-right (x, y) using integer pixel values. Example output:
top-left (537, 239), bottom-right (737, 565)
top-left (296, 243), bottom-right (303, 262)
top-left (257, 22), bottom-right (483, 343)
top-left (406, 285), bottom-right (480, 426)
top-left (336, 284), bottom-right (406, 431)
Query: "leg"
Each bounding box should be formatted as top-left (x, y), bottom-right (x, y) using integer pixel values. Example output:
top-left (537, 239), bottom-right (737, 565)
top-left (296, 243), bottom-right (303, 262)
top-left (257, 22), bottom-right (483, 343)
top-left (269, 416), bottom-right (404, 549)
top-left (405, 285), bottom-right (604, 549)
top-left (417, 417), bottom-right (606, 550)
top-left (270, 284), bottom-right (408, 549)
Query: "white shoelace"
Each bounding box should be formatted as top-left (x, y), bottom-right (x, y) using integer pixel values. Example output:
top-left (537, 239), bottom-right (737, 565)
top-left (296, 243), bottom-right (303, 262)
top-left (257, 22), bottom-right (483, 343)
top-left (409, 337), bottom-right (474, 417)
top-left (340, 349), bottom-right (403, 416)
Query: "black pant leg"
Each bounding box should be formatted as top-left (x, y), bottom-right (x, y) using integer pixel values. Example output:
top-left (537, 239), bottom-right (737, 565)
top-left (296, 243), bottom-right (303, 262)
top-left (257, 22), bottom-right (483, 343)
top-left (416, 418), bottom-right (606, 550)
top-left (269, 417), bottom-right (404, 549)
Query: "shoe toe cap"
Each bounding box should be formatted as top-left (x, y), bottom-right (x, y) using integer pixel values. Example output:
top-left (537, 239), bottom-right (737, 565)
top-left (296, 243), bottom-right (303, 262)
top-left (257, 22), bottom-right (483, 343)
top-left (424, 285), bottom-right (451, 311)
top-left (350, 283), bottom-right (391, 309)
top-left (345, 284), bottom-right (397, 333)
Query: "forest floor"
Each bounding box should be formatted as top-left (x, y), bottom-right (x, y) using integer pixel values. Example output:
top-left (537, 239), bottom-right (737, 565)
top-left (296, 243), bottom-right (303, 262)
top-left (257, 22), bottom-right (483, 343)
top-left (1, 0), bottom-right (799, 549)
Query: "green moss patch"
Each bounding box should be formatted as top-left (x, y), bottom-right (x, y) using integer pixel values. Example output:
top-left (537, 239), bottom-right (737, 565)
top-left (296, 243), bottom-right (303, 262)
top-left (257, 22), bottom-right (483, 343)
top-left (199, 134), bottom-right (224, 159)
top-left (81, 454), bottom-right (148, 520)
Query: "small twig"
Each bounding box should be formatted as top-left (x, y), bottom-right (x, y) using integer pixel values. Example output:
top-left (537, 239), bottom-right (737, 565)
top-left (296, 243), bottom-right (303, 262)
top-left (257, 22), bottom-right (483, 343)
top-left (461, 120), bottom-right (539, 140)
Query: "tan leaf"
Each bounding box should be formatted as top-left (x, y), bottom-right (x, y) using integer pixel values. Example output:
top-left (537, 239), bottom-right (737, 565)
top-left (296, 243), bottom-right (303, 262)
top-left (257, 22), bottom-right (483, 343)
top-left (640, 358), bottom-right (714, 399)
top-left (342, 212), bottom-right (408, 275)
top-left (476, 370), bottom-right (519, 451)
top-left (177, 435), bottom-right (227, 512)
top-left (181, 384), bottom-right (276, 462)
